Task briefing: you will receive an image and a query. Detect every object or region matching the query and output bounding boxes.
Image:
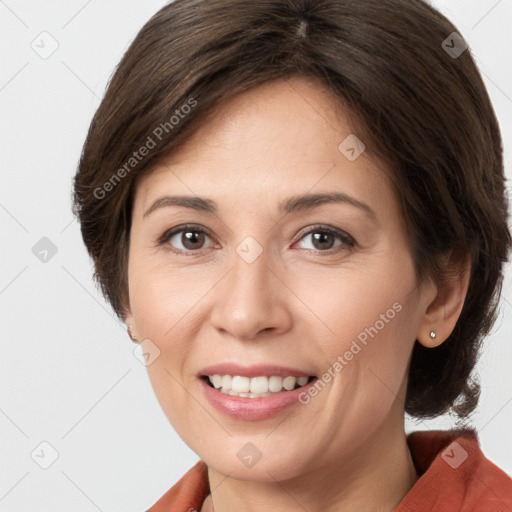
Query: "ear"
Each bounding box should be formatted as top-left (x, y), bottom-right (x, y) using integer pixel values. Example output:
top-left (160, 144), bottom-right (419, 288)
top-left (416, 251), bottom-right (471, 348)
top-left (123, 308), bottom-right (139, 343)
top-left (120, 283), bottom-right (139, 342)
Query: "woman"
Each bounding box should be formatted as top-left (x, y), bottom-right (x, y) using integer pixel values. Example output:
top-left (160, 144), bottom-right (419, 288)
top-left (72, 0), bottom-right (512, 510)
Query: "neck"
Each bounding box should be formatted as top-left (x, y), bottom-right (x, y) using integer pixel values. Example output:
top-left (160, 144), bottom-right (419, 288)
top-left (202, 416), bottom-right (419, 512)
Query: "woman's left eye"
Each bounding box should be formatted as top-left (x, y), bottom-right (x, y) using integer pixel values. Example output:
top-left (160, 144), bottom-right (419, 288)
top-left (294, 225), bottom-right (355, 253)
top-left (158, 224), bottom-right (355, 254)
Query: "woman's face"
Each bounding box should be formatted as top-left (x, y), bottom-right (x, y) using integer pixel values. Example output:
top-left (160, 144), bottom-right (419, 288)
top-left (125, 76), bottom-right (435, 481)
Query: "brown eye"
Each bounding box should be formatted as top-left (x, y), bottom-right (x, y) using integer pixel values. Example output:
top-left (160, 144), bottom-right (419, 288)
top-left (296, 226), bottom-right (355, 253)
top-left (310, 231), bottom-right (336, 250)
top-left (160, 225), bottom-right (215, 253)
top-left (180, 230), bottom-right (206, 250)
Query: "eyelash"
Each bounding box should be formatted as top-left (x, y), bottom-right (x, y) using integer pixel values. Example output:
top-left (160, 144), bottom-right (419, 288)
top-left (157, 223), bottom-right (356, 256)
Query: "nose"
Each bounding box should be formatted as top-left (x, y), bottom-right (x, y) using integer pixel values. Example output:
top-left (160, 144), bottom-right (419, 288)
top-left (209, 243), bottom-right (293, 341)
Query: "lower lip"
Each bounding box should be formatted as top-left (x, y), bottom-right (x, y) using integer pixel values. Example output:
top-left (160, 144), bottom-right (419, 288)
top-left (199, 377), bottom-right (318, 421)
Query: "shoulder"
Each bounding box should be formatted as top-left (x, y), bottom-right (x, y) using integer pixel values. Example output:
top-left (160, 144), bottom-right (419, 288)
top-left (145, 460), bottom-right (209, 512)
top-left (397, 428), bottom-right (512, 512)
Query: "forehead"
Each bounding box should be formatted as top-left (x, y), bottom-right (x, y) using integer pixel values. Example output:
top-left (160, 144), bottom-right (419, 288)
top-left (134, 76), bottom-right (392, 215)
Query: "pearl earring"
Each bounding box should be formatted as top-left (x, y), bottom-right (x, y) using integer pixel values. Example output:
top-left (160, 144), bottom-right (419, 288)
top-left (429, 331), bottom-right (437, 340)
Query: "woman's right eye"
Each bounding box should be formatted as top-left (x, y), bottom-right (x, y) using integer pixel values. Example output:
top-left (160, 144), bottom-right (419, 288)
top-left (158, 225), bottom-right (216, 254)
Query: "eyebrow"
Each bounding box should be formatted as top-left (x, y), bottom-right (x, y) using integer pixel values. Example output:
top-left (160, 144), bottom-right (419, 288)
top-left (143, 192), bottom-right (378, 223)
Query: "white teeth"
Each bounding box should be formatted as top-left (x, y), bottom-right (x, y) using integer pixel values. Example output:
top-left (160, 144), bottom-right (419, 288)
top-left (282, 376), bottom-right (296, 390)
top-left (250, 376), bottom-right (268, 394)
top-left (297, 376), bottom-right (308, 386)
top-left (211, 374), bottom-right (222, 388)
top-left (207, 374), bottom-right (312, 397)
top-left (268, 376), bottom-right (283, 392)
top-left (232, 376), bottom-right (250, 393)
top-left (221, 375), bottom-right (232, 390)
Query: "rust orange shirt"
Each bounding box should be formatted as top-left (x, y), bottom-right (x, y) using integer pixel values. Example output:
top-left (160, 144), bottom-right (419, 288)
top-left (147, 429), bottom-right (512, 511)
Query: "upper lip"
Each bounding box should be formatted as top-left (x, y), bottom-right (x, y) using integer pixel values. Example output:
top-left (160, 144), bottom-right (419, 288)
top-left (199, 363), bottom-right (315, 379)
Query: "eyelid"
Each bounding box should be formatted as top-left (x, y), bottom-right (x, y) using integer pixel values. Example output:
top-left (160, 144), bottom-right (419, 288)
top-left (158, 223), bottom-right (356, 254)
top-left (158, 224), bottom-right (211, 243)
top-left (294, 224), bottom-right (355, 247)
top-left (157, 224), bottom-right (217, 252)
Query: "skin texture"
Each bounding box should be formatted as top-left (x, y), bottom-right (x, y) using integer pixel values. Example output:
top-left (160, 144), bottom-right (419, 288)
top-left (124, 76), bottom-right (470, 512)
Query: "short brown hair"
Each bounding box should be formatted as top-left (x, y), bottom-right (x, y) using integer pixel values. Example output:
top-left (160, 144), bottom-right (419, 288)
top-left (72, 0), bottom-right (511, 419)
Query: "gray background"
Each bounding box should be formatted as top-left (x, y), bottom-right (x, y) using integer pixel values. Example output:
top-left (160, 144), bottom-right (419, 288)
top-left (1, 0), bottom-right (511, 510)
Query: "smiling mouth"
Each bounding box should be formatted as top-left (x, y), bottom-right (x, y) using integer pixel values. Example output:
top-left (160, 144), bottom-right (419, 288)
top-left (202, 374), bottom-right (316, 398)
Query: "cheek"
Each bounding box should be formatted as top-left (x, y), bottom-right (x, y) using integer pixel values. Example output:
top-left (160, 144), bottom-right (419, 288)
top-left (128, 269), bottom-right (202, 430)
top-left (127, 260), bottom-right (219, 404)
top-left (128, 258), bottom-right (212, 336)
top-left (294, 251), bottom-right (420, 407)
top-left (291, 250), bottom-right (418, 351)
